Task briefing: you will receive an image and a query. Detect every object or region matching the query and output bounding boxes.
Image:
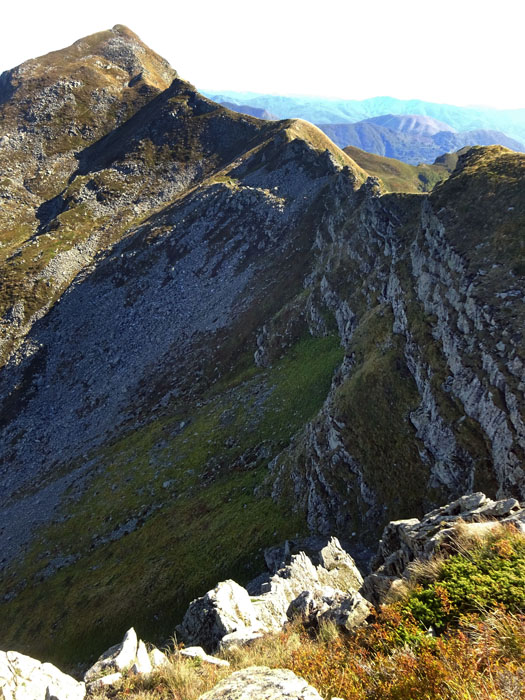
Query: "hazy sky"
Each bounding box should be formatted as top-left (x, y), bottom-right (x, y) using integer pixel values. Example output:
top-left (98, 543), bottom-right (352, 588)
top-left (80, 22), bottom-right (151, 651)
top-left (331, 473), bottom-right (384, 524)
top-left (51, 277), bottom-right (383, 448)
top-left (1, 0), bottom-right (523, 109)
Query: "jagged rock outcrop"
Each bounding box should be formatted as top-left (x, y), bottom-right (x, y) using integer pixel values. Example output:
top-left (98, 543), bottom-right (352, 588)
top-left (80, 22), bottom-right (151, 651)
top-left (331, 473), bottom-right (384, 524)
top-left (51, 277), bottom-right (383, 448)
top-left (288, 588), bottom-right (371, 630)
top-left (177, 581), bottom-right (262, 651)
top-left (363, 492), bottom-right (525, 605)
top-left (197, 666), bottom-right (323, 700)
top-left (178, 538), bottom-right (365, 651)
top-left (271, 146), bottom-right (525, 541)
top-left (0, 650), bottom-right (85, 700)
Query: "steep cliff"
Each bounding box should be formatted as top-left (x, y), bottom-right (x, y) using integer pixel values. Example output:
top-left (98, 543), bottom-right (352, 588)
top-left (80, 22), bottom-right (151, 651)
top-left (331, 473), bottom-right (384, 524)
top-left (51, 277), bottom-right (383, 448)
top-left (272, 146), bottom-right (525, 535)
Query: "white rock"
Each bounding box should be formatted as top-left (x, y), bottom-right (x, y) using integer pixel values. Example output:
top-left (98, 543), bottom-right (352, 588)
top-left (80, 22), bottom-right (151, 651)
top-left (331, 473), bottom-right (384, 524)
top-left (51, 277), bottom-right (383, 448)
top-left (130, 641), bottom-right (152, 675)
top-left (114, 628), bottom-right (139, 671)
top-left (218, 630), bottom-right (264, 652)
top-left (180, 647), bottom-right (230, 667)
top-left (84, 627), bottom-right (139, 682)
top-left (149, 648), bottom-right (169, 668)
top-left (177, 580), bottom-right (261, 650)
top-left (0, 650), bottom-right (85, 700)
top-left (197, 666), bottom-right (322, 699)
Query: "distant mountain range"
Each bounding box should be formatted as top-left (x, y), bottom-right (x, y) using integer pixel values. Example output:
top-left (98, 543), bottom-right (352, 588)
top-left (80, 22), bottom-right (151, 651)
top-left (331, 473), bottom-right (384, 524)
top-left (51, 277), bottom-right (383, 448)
top-left (317, 117), bottom-right (524, 164)
top-left (205, 91), bottom-right (525, 143)
top-left (220, 101), bottom-right (278, 121)
top-left (210, 95), bottom-right (525, 165)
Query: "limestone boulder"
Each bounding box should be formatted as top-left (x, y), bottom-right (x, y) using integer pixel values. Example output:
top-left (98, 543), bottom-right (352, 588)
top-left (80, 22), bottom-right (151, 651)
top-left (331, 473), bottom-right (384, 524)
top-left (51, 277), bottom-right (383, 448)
top-left (149, 648), bottom-right (169, 668)
top-left (288, 586), bottom-right (371, 631)
top-left (320, 591), bottom-right (371, 631)
top-left (84, 627), bottom-right (139, 682)
top-left (177, 580), bottom-right (261, 651)
top-left (197, 666), bottom-right (322, 700)
top-left (0, 650), bottom-right (85, 700)
top-left (218, 630), bottom-right (264, 652)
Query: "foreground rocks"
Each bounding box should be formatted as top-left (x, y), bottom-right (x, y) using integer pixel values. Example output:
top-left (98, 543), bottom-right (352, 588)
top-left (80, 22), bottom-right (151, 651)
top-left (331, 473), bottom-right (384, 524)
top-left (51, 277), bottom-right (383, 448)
top-left (197, 666), bottom-right (323, 700)
top-left (289, 587), bottom-right (371, 631)
top-left (0, 650), bottom-right (85, 700)
top-left (2, 493), bottom-right (524, 700)
top-left (84, 627), bottom-right (168, 688)
top-left (177, 537), bottom-right (369, 652)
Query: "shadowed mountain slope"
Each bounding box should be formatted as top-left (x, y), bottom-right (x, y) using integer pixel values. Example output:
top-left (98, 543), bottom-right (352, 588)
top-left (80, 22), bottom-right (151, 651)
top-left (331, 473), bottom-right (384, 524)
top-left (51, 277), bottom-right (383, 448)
top-left (0, 29), bottom-right (524, 673)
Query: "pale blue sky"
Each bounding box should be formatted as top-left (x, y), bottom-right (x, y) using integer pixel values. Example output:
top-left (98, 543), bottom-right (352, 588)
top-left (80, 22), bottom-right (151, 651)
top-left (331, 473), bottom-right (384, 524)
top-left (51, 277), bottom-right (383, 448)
top-left (2, 0), bottom-right (523, 109)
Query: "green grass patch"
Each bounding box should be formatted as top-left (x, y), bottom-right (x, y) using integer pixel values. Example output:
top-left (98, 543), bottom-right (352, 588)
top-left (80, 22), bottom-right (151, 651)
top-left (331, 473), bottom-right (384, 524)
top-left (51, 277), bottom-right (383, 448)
top-left (401, 526), bottom-right (525, 632)
top-left (0, 334), bottom-right (343, 667)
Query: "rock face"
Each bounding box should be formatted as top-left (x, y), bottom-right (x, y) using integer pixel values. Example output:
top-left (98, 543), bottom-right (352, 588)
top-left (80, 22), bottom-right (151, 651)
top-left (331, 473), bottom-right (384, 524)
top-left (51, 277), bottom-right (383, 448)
top-left (178, 538), bottom-right (366, 651)
top-left (197, 666), bottom-right (323, 700)
top-left (271, 146), bottom-right (525, 540)
top-left (0, 650), bottom-right (85, 700)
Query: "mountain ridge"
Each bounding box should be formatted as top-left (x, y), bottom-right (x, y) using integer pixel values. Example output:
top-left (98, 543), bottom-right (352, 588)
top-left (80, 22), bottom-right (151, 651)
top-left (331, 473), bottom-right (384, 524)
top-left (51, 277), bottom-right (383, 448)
top-left (0, 26), bottom-right (524, 671)
top-left (318, 119), bottom-right (524, 164)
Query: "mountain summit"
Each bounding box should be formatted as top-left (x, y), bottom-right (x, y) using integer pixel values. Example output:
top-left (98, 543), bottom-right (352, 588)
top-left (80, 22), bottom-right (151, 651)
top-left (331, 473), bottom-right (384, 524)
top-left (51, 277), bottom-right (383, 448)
top-left (0, 27), bottom-right (524, 668)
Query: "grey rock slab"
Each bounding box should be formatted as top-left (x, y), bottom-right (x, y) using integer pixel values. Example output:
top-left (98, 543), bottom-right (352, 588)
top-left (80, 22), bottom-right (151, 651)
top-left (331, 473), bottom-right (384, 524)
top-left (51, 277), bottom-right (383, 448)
top-left (197, 666), bottom-right (322, 699)
top-left (218, 630), bottom-right (264, 652)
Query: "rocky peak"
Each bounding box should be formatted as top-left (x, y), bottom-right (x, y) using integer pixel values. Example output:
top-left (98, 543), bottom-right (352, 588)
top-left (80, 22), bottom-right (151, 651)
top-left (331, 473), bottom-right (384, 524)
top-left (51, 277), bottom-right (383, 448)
top-left (2, 24), bottom-right (176, 97)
